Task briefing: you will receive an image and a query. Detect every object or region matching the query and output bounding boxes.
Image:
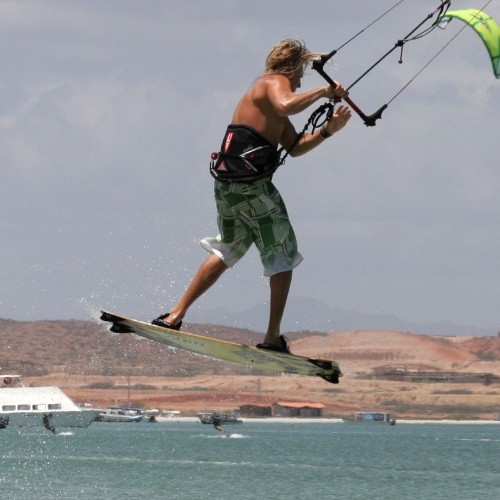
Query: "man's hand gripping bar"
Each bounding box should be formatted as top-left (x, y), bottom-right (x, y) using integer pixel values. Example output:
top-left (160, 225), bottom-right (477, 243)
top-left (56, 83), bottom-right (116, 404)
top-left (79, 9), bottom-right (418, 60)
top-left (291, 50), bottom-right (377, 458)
top-left (312, 52), bottom-right (387, 127)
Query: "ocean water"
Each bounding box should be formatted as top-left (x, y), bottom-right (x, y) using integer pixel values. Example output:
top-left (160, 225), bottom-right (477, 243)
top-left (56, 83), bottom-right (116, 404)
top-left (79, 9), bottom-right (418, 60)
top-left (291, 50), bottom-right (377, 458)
top-left (1, 421), bottom-right (499, 500)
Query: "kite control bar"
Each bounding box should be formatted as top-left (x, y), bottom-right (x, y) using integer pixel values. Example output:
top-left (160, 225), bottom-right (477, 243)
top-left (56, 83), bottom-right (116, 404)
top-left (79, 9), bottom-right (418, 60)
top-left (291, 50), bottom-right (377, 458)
top-left (312, 0), bottom-right (451, 126)
top-left (312, 53), bottom-right (387, 127)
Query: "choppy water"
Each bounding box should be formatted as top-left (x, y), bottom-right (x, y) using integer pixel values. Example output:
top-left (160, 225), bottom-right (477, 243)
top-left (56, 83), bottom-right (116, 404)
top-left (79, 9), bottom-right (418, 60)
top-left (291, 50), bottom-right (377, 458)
top-left (1, 421), bottom-right (499, 499)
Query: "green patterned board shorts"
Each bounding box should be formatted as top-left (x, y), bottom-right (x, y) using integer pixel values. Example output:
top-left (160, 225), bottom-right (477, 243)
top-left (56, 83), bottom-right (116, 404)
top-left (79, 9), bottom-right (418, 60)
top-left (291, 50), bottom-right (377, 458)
top-left (200, 179), bottom-right (303, 277)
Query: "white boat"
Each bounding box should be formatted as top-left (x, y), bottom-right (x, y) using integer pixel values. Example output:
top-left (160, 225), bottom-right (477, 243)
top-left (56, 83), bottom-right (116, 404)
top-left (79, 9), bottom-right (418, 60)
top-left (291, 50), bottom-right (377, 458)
top-left (96, 406), bottom-right (146, 423)
top-left (0, 375), bottom-right (99, 430)
top-left (344, 411), bottom-right (396, 425)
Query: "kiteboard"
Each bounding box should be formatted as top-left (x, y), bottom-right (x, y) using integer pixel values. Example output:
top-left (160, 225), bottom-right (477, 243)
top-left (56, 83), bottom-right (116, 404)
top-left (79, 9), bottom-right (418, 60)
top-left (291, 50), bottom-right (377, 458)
top-left (100, 310), bottom-right (342, 384)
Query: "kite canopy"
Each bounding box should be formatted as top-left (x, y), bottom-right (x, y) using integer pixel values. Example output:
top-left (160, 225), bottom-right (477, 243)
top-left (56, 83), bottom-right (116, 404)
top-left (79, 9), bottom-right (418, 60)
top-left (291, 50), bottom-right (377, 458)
top-left (439, 8), bottom-right (500, 78)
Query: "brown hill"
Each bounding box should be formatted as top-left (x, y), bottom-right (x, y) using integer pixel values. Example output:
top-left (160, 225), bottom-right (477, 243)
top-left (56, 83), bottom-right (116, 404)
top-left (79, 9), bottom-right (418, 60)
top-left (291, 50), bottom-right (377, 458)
top-left (295, 330), bottom-right (500, 376)
top-left (1, 319), bottom-right (499, 419)
top-left (0, 318), bottom-right (293, 377)
top-left (2, 319), bottom-right (498, 378)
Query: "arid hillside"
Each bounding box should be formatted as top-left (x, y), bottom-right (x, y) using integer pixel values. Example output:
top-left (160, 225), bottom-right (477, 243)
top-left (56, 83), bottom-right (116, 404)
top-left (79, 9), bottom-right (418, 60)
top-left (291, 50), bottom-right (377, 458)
top-left (295, 330), bottom-right (500, 376)
top-left (1, 318), bottom-right (499, 419)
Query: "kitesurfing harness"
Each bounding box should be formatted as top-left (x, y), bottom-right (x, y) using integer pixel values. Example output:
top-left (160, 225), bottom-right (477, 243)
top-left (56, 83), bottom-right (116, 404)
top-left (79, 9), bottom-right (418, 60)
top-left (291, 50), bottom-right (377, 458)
top-left (210, 125), bottom-right (280, 182)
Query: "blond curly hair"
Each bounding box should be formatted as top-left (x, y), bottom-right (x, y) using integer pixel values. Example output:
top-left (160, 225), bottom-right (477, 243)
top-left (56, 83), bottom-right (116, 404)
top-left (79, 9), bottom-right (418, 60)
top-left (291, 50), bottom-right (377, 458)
top-left (264, 38), bottom-right (319, 77)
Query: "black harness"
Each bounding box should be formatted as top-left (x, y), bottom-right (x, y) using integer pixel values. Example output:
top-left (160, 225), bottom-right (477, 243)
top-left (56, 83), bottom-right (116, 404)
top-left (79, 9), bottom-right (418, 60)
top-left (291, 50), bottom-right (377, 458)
top-left (210, 125), bottom-right (279, 182)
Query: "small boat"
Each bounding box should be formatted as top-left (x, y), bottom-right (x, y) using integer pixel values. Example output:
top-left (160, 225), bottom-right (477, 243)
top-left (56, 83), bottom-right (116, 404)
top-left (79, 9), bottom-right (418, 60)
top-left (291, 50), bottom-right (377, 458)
top-left (198, 412), bottom-right (243, 425)
top-left (0, 375), bottom-right (98, 430)
top-left (96, 406), bottom-right (146, 423)
top-left (344, 411), bottom-right (396, 425)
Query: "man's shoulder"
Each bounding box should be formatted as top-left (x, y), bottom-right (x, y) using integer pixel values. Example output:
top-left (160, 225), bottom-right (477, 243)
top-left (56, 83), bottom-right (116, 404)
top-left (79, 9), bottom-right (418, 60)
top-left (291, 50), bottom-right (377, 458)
top-left (258, 73), bottom-right (288, 84)
top-left (250, 74), bottom-right (290, 99)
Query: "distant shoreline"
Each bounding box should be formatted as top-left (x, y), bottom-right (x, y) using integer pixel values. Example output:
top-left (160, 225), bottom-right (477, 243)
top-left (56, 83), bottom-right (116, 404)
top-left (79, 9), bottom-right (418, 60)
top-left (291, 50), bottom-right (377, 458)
top-left (153, 416), bottom-right (500, 425)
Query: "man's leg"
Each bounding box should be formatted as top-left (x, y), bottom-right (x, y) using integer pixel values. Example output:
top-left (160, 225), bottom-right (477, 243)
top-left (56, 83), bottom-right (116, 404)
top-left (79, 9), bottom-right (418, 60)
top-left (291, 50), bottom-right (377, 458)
top-left (262, 269), bottom-right (292, 345)
top-left (159, 254), bottom-right (228, 326)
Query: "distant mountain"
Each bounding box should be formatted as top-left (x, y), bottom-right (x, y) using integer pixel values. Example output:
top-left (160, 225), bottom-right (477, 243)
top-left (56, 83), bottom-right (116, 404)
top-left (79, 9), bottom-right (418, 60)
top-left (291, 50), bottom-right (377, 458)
top-left (188, 296), bottom-right (497, 336)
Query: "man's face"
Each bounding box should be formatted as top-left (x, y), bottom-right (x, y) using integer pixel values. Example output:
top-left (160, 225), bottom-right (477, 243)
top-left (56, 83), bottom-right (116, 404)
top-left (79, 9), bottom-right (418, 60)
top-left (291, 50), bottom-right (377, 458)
top-left (289, 65), bottom-right (304, 92)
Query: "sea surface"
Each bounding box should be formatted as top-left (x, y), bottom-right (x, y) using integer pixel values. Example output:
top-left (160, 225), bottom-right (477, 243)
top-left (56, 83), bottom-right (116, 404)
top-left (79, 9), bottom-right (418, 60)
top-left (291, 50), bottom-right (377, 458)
top-left (1, 420), bottom-right (499, 499)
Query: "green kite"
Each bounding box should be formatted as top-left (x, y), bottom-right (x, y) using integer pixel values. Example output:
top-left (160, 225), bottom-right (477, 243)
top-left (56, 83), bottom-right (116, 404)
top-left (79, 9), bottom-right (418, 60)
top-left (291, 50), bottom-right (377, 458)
top-left (440, 8), bottom-right (500, 78)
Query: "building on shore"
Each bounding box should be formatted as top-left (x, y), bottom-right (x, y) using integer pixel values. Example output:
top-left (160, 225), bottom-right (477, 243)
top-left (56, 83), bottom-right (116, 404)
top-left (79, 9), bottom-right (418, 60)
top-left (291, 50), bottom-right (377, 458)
top-left (239, 402), bottom-right (325, 418)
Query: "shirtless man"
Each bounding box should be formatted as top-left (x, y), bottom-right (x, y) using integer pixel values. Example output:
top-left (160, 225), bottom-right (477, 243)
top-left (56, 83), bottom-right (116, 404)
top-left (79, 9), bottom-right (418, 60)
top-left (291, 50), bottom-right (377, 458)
top-left (212, 415), bottom-right (226, 434)
top-left (153, 39), bottom-right (351, 353)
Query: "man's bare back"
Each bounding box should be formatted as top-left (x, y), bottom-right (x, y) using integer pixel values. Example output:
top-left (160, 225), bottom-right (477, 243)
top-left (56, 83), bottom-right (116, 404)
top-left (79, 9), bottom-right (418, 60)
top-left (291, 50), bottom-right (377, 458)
top-left (231, 75), bottom-right (291, 146)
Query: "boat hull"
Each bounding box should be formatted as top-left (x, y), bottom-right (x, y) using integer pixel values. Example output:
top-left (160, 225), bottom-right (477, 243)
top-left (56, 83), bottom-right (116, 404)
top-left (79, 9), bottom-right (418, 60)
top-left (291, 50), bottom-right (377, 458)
top-left (0, 410), bottom-right (98, 429)
top-left (96, 414), bottom-right (144, 423)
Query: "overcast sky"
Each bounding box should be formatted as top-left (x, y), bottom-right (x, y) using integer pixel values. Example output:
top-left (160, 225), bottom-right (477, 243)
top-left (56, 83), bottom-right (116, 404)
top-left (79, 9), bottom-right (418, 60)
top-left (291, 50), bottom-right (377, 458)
top-left (1, 0), bottom-right (499, 332)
